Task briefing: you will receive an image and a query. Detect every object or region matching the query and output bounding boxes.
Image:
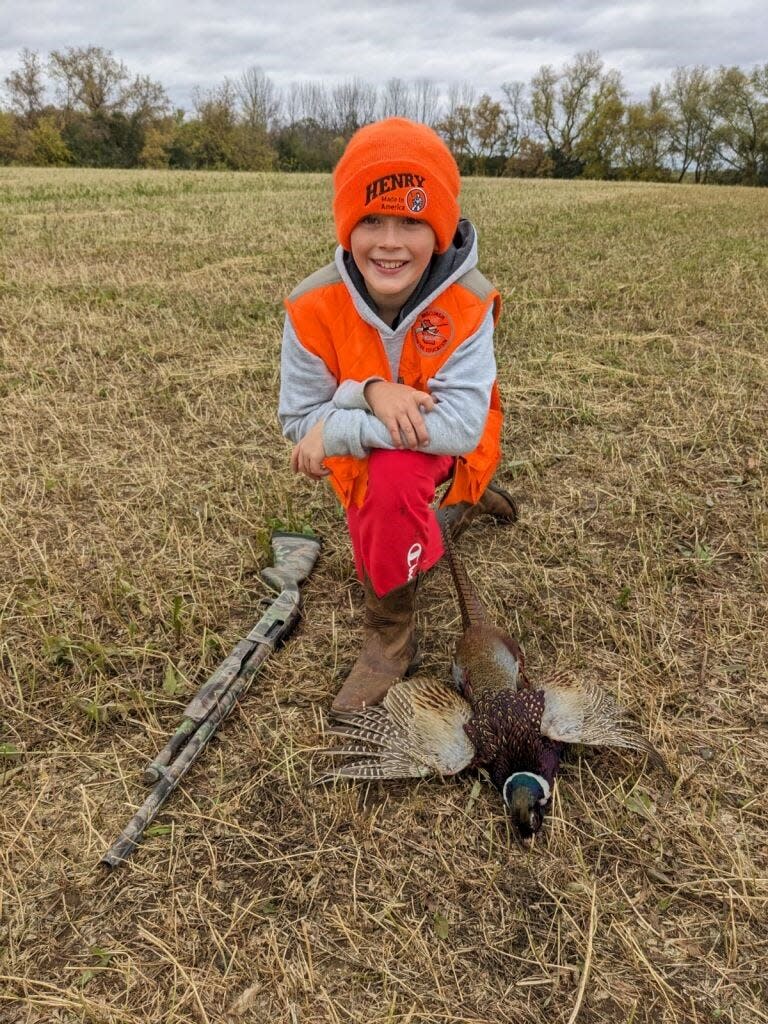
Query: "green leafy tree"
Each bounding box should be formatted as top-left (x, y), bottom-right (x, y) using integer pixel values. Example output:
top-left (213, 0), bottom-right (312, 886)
top-left (472, 94), bottom-right (513, 174)
top-left (23, 115), bottom-right (71, 165)
top-left (436, 102), bottom-right (475, 172)
top-left (273, 117), bottom-right (339, 171)
top-left (139, 119), bottom-right (174, 167)
top-left (123, 74), bottom-right (171, 127)
top-left (61, 110), bottom-right (142, 167)
top-left (439, 89), bottom-right (532, 175)
top-left (168, 115), bottom-right (204, 169)
top-left (45, 47), bottom-right (168, 167)
top-left (665, 66), bottom-right (719, 182)
top-left (505, 137), bottom-right (555, 177)
top-left (576, 70), bottom-right (625, 177)
top-left (619, 87), bottom-right (673, 180)
top-left (0, 111), bottom-right (21, 163)
top-left (49, 46), bottom-right (130, 115)
top-left (530, 51), bottom-right (625, 177)
top-left (188, 81), bottom-right (239, 168)
top-left (230, 123), bottom-right (276, 170)
top-left (711, 65), bottom-right (768, 185)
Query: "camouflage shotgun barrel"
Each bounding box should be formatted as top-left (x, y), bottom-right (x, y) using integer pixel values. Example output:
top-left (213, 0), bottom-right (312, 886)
top-left (101, 531), bottom-right (321, 868)
top-left (141, 532), bottom-right (321, 785)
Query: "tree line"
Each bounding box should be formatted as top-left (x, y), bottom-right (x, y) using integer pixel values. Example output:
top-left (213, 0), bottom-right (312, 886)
top-left (2, 47), bottom-right (767, 185)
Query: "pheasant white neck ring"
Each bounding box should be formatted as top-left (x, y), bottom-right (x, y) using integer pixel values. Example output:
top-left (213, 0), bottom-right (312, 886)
top-left (503, 772), bottom-right (551, 807)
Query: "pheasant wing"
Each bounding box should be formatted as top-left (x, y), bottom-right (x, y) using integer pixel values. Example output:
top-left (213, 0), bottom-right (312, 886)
top-left (385, 677), bottom-right (475, 774)
top-left (318, 676), bottom-right (475, 782)
top-left (534, 671), bottom-right (666, 768)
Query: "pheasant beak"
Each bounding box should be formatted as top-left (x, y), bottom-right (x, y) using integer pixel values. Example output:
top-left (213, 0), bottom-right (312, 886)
top-left (512, 825), bottom-right (535, 850)
top-left (528, 805), bottom-right (544, 836)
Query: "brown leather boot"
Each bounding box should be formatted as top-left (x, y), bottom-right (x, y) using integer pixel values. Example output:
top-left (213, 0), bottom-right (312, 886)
top-left (332, 577), bottom-right (419, 712)
top-left (437, 479), bottom-right (518, 541)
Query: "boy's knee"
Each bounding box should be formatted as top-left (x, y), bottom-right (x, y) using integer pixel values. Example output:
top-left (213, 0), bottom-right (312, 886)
top-left (366, 449), bottom-right (451, 509)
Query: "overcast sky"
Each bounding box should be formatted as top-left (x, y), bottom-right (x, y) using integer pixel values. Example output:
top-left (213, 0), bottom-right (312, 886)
top-left (2, 0), bottom-right (766, 111)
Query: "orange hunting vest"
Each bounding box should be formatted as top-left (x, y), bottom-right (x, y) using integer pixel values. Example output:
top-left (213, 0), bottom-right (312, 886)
top-left (285, 264), bottom-right (503, 510)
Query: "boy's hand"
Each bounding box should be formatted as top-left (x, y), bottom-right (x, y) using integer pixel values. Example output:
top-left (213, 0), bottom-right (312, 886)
top-left (364, 381), bottom-right (435, 449)
top-left (291, 420), bottom-right (330, 480)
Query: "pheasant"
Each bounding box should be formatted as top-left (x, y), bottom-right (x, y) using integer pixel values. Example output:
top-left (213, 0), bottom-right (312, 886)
top-left (320, 527), bottom-right (665, 839)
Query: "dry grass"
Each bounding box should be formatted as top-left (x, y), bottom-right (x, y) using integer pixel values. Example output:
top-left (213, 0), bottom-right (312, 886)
top-left (1, 167), bottom-right (766, 1024)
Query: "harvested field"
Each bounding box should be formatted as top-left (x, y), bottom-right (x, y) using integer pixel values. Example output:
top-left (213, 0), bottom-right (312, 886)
top-left (1, 167), bottom-right (767, 1023)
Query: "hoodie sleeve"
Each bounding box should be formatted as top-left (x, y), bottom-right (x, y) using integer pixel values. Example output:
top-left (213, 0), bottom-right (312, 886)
top-left (278, 316), bottom-right (337, 443)
top-left (279, 308), bottom-right (496, 458)
top-left (323, 307), bottom-right (496, 457)
top-left (278, 317), bottom-right (389, 449)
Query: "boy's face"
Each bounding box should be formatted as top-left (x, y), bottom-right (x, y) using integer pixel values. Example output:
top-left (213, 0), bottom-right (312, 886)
top-left (349, 215), bottom-right (437, 316)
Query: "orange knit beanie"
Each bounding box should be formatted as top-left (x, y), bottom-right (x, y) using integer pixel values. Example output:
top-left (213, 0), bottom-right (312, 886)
top-left (333, 118), bottom-right (461, 254)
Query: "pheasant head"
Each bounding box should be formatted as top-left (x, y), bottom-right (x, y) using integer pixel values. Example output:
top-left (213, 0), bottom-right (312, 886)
top-left (502, 771), bottom-right (551, 840)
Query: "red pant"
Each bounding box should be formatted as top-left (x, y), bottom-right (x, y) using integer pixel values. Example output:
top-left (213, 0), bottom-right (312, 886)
top-left (346, 449), bottom-right (454, 597)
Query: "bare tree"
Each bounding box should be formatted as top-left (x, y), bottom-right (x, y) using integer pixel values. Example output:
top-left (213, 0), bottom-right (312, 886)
top-left (237, 66), bottom-right (280, 131)
top-left (380, 78), bottom-right (415, 119)
top-left (331, 78), bottom-right (377, 136)
top-left (284, 80), bottom-right (333, 129)
top-left (48, 46), bottom-right (130, 115)
top-left (501, 80), bottom-right (530, 152)
top-left (412, 79), bottom-right (440, 126)
top-left (446, 81), bottom-right (477, 116)
top-left (4, 48), bottom-right (46, 126)
top-left (530, 64), bottom-right (558, 148)
top-left (192, 79), bottom-right (238, 122)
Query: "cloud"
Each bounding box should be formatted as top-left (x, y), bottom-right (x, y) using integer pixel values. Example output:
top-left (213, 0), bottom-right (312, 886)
top-left (1, 0), bottom-right (765, 111)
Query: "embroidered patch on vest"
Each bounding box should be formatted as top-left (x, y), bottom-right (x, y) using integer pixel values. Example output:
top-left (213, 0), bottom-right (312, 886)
top-left (413, 307), bottom-right (454, 355)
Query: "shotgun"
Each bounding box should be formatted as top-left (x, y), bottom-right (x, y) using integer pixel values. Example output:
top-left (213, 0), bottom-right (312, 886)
top-left (101, 531), bottom-right (321, 868)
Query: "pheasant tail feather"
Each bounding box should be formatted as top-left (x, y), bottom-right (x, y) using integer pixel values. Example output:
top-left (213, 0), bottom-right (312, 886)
top-left (439, 521), bottom-right (489, 629)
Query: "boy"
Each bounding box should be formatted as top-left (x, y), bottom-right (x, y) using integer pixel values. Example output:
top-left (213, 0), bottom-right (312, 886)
top-left (279, 117), bottom-right (516, 712)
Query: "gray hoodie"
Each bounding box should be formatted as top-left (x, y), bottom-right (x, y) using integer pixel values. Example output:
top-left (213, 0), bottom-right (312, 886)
top-left (279, 219), bottom-right (498, 459)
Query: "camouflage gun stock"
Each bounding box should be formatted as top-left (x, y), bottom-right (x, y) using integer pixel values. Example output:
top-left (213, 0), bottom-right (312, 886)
top-left (101, 531), bottom-right (321, 868)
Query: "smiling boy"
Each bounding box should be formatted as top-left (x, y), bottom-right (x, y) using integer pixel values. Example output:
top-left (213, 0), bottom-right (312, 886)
top-left (279, 117), bottom-right (516, 712)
